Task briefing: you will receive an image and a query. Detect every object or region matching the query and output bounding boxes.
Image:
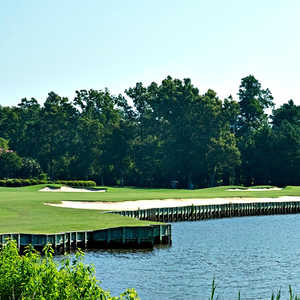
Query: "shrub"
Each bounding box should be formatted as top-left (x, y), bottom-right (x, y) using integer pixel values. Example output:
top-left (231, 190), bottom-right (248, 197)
top-left (6, 179), bottom-right (16, 187)
top-left (29, 178), bottom-right (38, 185)
top-left (55, 180), bottom-right (97, 187)
top-left (38, 172), bottom-right (48, 181)
top-left (0, 179), bottom-right (49, 187)
top-left (0, 179), bottom-right (97, 188)
top-left (13, 179), bottom-right (22, 187)
top-left (0, 240), bottom-right (140, 300)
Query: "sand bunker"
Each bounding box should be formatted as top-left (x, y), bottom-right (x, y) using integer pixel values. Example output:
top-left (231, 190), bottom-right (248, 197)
top-left (46, 196), bottom-right (300, 211)
top-left (40, 186), bottom-right (106, 193)
top-left (227, 188), bottom-right (282, 191)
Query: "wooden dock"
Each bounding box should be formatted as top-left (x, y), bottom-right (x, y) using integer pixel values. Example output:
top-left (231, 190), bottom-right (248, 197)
top-left (0, 224), bottom-right (171, 253)
top-left (114, 201), bottom-right (300, 222)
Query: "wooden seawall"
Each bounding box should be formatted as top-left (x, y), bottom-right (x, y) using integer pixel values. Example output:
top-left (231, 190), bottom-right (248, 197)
top-left (115, 201), bottom-right (300, 222)
top-left (0, 224), bottom-right (171, 253)
top-left (3, 200), bottom-right (299, 253)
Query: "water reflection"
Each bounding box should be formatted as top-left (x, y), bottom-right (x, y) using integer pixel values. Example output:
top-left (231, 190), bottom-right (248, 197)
top-left (87, 243), bottom-right (172, 255)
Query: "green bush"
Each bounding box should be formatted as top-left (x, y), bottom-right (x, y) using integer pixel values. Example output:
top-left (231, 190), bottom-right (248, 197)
top-left (5, 179), bottom-right (16, 187)
top-left (30, 178), bottom-right (38, 185)
top-left (0, 179), bottom-right (97, 187)
top-left (55, 180), bottom-right (97, 187)
top-left (0, 240), bottom-right (140, 300)
top-left (13, 179), bottom-right (22, 187)
top-left (38, 172), bottom-right (48, 181)
top-left (0, 178), bottom-right (49, 187)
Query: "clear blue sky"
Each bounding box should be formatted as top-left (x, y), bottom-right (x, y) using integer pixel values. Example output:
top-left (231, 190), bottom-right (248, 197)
top-left (1, 0), bottom-right (299, 107)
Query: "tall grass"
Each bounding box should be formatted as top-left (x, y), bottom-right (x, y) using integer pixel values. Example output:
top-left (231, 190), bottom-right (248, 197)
top-left (209, 279), bottom-right (300, 300)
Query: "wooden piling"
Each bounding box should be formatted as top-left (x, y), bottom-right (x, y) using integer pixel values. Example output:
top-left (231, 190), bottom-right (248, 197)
top-left (113, 200), bottom-right (300, 225)
top-left (0, 224), bottom-right (172, 254)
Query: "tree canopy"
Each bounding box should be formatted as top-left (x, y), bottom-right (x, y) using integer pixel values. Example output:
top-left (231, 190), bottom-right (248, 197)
top-left (0, 75), bottom-right (298, 187)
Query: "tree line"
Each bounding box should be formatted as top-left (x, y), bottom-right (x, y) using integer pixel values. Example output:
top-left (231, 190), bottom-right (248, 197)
top-left (0, 75), bottom-right (299, 187)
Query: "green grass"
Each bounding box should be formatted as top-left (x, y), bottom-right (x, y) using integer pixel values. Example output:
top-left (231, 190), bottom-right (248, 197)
top-left (1, 184), bottom-right (300, 234)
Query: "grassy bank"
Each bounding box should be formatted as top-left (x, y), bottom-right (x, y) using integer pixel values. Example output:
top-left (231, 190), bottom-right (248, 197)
top-left (1, 185), bottom-right (300, 234)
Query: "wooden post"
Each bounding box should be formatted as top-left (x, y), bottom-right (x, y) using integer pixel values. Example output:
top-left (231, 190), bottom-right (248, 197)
top-left (84, 232), bottom-right (88, 248)
top-left (75, 232), bottom-right (78, 249)
top-left (137, 228), bottom-right (141, 245)
top-left (54, 234), bottom-right (57, 252)
top-left (122, 227), bottom-right (126, 245)
top-left (17, 234), bottom-right (20, 250)
top-left (159, 225), bottom-right (163, 242)
top-left (69, 232), bottom-right (72, 250)
top-left (63, 233), bottom-right (66, 251)
top-left (107, 229), bottom-right (111, 244)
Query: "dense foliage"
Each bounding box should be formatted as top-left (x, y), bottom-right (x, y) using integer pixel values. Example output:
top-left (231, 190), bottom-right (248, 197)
top-left (0, 75), bottom-right (298, 187)
top-left (0, 179), bottom-right (96, 187)
top-left (0, 240), bottom-right (139, 300)
top-left (55, 180), bottom-right (97, 187)
top-left (0, 179), bottom-right (47, 187)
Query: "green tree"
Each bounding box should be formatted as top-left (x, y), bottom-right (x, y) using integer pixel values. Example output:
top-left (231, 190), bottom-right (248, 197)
top-left (19, 157), bottom-right (43, 179)
top-left (237, 75), bottom-right (274, 185)
top-left (15, 98), bottom-right (41, 159)
top-left (0, 137), bottom-right (9, 151)
top-left (37, 92), bottom-right (78, 179)
top-left (269, 101), bottom-right (300, 186)
top-left (126, 77), bottom-right (241, 187)
top-left (73, 89), bottom-right (132, 185)
top-left (238, 74), bottom-right (274, 135)
top-left (272, 99), bottom-right (300, 127)
top-left (70, 116), bottom-right (104, 180)
top-left (125, 82), bottom-right (165, 186)
top-left (271, 120), bottom-right (300, 186)
top-left (250, 125), bottom-right (274, 185)
top-left (222, 95), bottom-right (240, 134)
top-left (0, 151), bottom-right (22, 179)
top-left (0, 106), bottom-right (20, 150)
top-left (206, 130), bottom-right (241, 186)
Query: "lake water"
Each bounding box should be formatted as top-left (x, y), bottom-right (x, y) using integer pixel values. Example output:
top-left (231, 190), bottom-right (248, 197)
top-left (82, 214), bottom-right (300, 299)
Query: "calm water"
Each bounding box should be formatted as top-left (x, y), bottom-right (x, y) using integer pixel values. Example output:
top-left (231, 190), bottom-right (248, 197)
top-left (82, 214), bottom-right (300, 299)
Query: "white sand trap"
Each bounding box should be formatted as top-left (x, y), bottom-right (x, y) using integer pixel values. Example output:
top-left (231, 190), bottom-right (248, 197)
top-left (45, 196), bottom-right (300, 211)
top-left (40, 186), bottom-right (106, 193)
top-left (227, 188), bottom-right (282, 191)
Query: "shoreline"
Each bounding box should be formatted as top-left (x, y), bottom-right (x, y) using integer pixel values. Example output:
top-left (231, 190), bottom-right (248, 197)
top-left (0, 224), bottom-right (172, 252)
top-left (46, 196), bottom-right (300, 211)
